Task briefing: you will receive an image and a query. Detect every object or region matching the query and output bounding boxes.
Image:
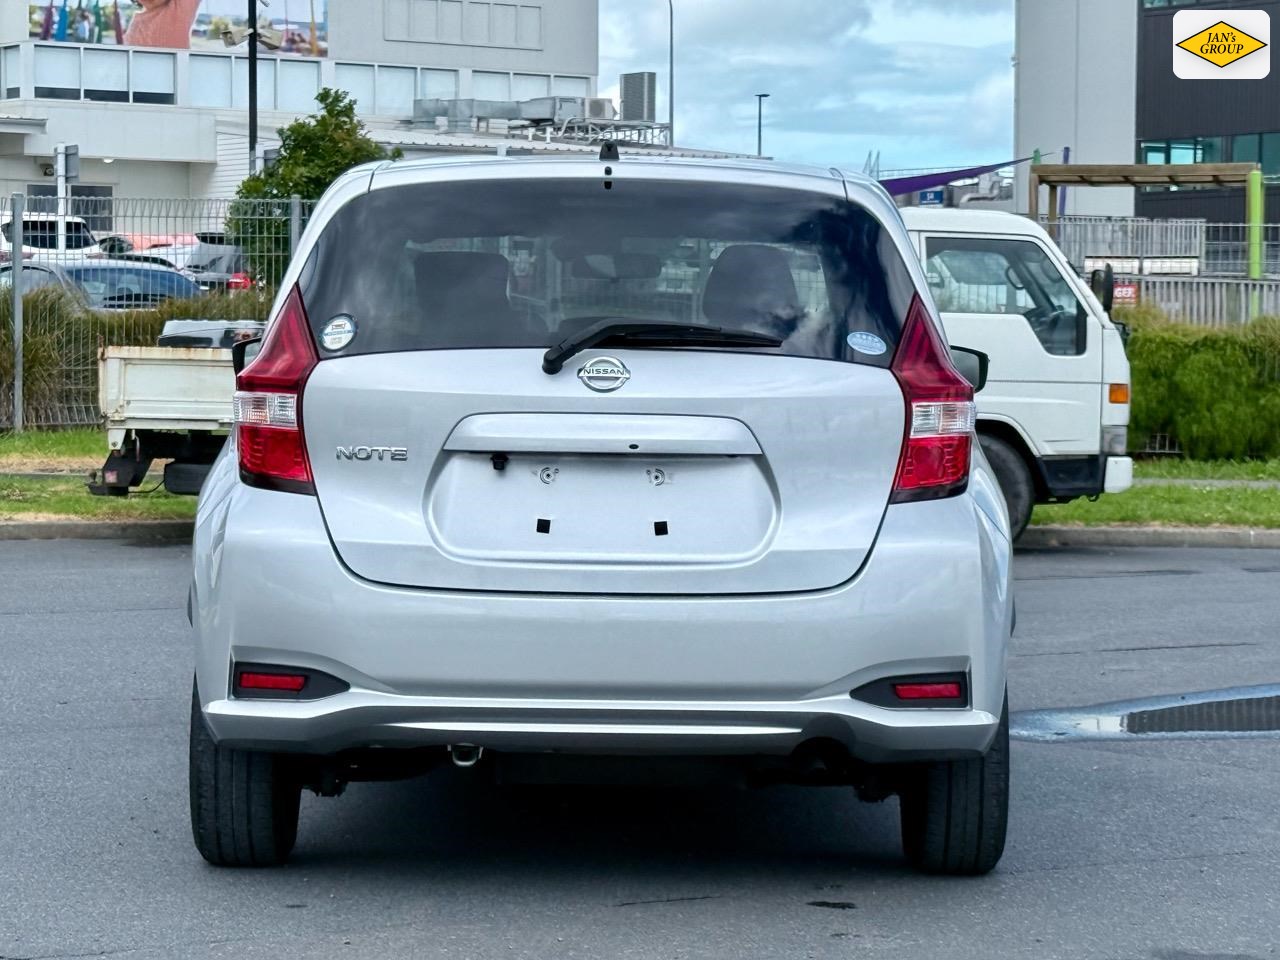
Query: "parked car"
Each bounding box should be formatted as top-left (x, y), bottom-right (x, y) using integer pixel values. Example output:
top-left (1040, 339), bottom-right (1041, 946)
top-left (0, 258), bottom-right (202, 309)
top-left (0, 213), bottom-right (101, 260)
top-left (900, 208), bottom-right (1133, 538)
top-left (111, 245), bottom-right (203, 274)
top-left (188, 248), bottom-right (255, 292)
top-left (189, 155), bottom-right (1014, 875)
top-left (98, 233), bottom-right (198, 257)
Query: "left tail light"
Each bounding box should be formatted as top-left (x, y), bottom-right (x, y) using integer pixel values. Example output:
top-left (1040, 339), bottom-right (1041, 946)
top-left (889, 296), bottom-right (976, 503)
top-left (227, 272), bottom-right (254, 291)
top-left (233, 285), bottom-right (317, 495)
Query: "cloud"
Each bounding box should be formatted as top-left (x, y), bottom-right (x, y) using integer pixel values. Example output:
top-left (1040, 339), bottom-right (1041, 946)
top-left (599, 0), bottom-right (1014, 171)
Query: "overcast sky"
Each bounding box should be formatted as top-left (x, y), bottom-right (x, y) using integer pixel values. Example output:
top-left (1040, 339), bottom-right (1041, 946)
top-left (598, 0), bottom-right (1015, 173)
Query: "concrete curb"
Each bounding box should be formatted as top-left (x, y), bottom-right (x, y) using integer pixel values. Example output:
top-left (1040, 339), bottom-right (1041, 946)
top-left (1023, 525), bottom-right (1280, 550)
top-left (0, 520), bottom-right (193, 542)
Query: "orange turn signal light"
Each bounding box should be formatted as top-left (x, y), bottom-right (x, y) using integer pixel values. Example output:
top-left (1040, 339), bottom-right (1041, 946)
top-left (1109, 383), bottom-right (1131, 404)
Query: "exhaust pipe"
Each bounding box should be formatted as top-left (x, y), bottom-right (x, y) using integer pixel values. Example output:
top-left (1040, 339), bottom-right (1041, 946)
top-left (449, 744), bottom-right (483, 768)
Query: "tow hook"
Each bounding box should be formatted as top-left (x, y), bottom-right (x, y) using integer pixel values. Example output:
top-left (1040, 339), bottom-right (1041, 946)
top-left (449, 744), bottom-right (484, 768)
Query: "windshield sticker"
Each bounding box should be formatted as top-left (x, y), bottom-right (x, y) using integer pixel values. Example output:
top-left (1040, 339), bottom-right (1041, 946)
top-left (847, 332), bottom-right (888, 356)
top-left (321, 315), bottom-right (357, 351)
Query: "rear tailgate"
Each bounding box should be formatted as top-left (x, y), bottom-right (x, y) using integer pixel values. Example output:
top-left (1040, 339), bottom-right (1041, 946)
top-left (305, 349), bottom-right (904, 595)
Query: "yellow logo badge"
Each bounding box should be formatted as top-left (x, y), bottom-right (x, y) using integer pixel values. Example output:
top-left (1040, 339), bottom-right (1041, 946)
top-left (1176, 20), bottom-right (1268, 68)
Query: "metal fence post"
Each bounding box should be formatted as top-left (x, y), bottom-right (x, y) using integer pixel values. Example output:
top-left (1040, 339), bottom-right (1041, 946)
top-left (289, 194), bottom-right (302, 257)
top-left (10, 193), bottom-right (23, 433)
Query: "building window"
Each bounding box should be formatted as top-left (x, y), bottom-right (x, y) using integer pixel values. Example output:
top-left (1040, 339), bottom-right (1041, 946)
top-left (512, 73), bottom-right (548, 100)
top-left (551, 76), bottom-right (590, 98)
top-left (278, 59), bottom-right (321, 112)
top-left (375, 65), bottom-right (416, 115)
top-left (421, 68), bottom-right (458, 100)
top-left (83, 48), bottom-right (128, 103)
top-left (1232, 133), bottom-right (1280, 175)
top-left (233, 57), bottom-right (276, 109)
top-left (1141, 134), bottom-right (1280, 175)
top-left (336, 63), bottom-right (377, 113)
top-left (131, 52), bottom-right (176, 105)
top-left (472, 70), bottom-right (510, 100)
top-left (33, 45), bottom-right (80, 100)
top-left (0, 47), bottom-right (18, 99)
top-left (191, 55), bottom-right (233, 108)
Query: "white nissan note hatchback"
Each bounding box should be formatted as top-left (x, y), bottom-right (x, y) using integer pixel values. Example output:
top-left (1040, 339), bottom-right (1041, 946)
top-left (189, 155), bottom-right (1014, 874)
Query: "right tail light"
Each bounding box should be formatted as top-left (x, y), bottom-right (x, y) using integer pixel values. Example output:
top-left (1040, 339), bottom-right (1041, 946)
top-left (889, 296), bottom-right (976, 503)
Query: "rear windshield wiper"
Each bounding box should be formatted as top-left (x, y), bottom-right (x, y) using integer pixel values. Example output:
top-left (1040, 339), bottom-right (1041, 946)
top-left (542, 318), bottom-right (782, 374)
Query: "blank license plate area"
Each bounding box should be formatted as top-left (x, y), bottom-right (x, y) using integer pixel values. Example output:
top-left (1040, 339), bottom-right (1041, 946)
top-left (428, 453), bottom-right (776, 564)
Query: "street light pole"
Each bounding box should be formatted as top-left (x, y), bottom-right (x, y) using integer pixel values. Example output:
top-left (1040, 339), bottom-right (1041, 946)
top-left (248, 0), bottom-right (258, 172)
top-left (667, 0), bottom-right (675, 147)
top-left (756, 93), bottom-right (770, 157)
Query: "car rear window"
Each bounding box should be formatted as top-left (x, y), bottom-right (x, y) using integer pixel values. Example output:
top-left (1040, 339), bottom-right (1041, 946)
top-left (65, 267), bottom-right (200, 308)
top-left (299, 179), bottom-right (916, 366)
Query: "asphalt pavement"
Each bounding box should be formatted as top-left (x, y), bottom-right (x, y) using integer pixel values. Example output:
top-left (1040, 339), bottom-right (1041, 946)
top-left (1, 540), bottom-right (1277, 960)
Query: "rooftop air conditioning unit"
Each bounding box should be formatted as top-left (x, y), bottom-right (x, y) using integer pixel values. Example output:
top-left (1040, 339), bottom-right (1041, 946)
top-left (585, 98), bottom-right (617, 120)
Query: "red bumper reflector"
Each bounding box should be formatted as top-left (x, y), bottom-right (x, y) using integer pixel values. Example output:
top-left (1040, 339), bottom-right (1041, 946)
top-left (894, 682), bottom-right (963, 701)
top-left (238, 671), bottom-right (307, 692)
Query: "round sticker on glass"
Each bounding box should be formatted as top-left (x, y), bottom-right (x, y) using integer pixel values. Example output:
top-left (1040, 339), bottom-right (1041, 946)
top-left (321, 315), bottom-right (357, 351)
top-left (847, 331), bottom-right (888, 356)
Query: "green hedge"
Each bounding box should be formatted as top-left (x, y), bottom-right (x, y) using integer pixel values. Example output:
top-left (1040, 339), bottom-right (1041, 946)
top-left (1117, 304), bottom-right (1280, 460)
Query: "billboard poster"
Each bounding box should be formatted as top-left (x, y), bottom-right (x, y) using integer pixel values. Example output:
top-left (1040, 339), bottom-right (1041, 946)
top-left (29, 1), bottom-right (329, 56)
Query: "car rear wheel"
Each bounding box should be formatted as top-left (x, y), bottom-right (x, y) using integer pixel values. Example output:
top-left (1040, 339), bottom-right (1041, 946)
top-left (189, 683), bottom-right (300, 867)
top-left (979, 435), bottom-right (1034, 540)
top-left (898, 694), bottom-right (1009, 876)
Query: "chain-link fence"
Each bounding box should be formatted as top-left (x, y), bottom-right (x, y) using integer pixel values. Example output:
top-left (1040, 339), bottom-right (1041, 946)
top-left (1, 195), bottom-right (312, 429)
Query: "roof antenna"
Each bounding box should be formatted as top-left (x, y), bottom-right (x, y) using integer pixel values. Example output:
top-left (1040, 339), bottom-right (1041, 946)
top-left (599, 141), bottom-right (620, 162)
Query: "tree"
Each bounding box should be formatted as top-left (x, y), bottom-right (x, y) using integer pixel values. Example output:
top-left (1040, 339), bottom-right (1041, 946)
top-left (230, 88), bottom-right (397, 286)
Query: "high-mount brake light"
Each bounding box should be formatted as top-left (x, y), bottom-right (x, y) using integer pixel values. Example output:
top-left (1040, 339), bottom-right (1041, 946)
top-left (889, 296), bottom-right (977, 503)
top-left (233, 285), bottom-right (317, 495)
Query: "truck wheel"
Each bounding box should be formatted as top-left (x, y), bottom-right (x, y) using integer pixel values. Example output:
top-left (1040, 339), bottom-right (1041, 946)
top-left (189, 684), bottom-right (300, 867)
top-left (979, 435), bottom-right (1034, 540)
top-left (898, 693), bottom-right (1009, 876)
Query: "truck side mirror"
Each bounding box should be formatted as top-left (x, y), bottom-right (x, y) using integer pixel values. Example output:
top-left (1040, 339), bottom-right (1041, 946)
top-left (1090, 264), bottom-right (1115, 314)
top-left (950, 346), bottom-right (989, 393)
top-left (231, 336), bottom-right (262, 375)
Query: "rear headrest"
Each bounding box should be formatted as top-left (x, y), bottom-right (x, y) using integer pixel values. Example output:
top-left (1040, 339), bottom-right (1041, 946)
top-left (702, 244), bottom-right (803, 336)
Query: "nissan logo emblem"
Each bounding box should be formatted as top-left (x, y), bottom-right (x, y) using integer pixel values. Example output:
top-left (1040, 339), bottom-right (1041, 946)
top-left (577, 356), bottom-right (631, 392)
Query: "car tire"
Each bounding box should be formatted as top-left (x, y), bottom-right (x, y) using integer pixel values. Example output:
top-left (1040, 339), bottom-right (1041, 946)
top-left (979, 435), bottom-right (1034, 540)
top-left (898, 693), bottom-right (1009, 876)
top-left (189, 684), bottom-right (300, 867)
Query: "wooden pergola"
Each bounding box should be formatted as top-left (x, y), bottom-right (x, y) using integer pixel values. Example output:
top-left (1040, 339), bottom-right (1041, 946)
top-left (1029, 163), bottom-right (1261, 221)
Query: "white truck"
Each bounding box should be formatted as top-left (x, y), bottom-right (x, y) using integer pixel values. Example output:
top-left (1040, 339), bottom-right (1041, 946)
top-left (89, 322), bottom-right (261, 497)
top-left (900, 208), bottom-right (1133, 537)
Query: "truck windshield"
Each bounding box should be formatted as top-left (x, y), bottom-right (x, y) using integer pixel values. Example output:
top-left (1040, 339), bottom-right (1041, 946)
top-left (300, 178), bottom-right (917, 366)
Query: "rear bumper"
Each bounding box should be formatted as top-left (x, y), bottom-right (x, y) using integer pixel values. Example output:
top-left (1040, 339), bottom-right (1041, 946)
top-left (1037, 454), bottom-right (1104, 500)
top-left (192, 461), bottom-right (1012, 764)
top-left (205, 690), bottom-right (1001, 763)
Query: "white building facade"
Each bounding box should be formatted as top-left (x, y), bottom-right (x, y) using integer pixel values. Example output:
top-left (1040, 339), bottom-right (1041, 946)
top-left (0, 0), bottom-right (599, 201)
top-left (1014, 0), bottom-right (1138, 217)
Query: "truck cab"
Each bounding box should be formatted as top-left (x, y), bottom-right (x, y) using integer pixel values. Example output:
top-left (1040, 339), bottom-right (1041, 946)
top-left (899, 208), bottom-right (1132, 537)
